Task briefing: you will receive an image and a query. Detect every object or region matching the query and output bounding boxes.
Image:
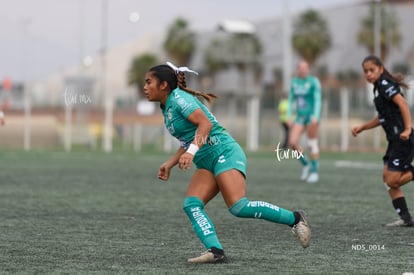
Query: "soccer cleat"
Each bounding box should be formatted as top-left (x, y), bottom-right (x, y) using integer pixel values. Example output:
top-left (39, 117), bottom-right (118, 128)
top-left (384, 218), bottom-right (414, 227)
top-left (306, 172), bottom-right (319, 183)
top-left (292, 210), bottom-right (311, 248)
top-left (300, 165), bottom-right (311, 181)
top-left (187, 247), bottom-right (228, 264)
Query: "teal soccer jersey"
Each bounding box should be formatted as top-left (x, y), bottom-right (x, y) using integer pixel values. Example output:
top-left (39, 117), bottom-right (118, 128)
top-left (287, 76), bottom-right (322, 121)
top-left (162, 88), bottom-right (235, 160)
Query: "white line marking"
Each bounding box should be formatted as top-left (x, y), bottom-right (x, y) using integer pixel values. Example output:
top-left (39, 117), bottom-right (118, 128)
top-left (334, 160), bottom-right (380, 170)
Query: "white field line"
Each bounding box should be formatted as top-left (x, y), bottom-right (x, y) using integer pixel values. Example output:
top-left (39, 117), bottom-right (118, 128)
top-left (334, 160), bottom-right (380, 170)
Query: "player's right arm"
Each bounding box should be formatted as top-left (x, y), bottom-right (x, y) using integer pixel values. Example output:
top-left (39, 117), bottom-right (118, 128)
top-left (392, 93), bottom-right (412, 141)
top-left (351, 116), bottom-right (380, 137)
top-left (158, 146), bottom-right (186, 181)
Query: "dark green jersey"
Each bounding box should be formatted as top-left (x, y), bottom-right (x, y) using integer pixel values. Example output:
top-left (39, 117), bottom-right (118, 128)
top-left (162, 88), bottom-right (235, 159)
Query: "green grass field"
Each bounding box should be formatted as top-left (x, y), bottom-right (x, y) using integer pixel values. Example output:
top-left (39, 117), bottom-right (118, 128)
top-left (0, 149), bottom-right (413, 274)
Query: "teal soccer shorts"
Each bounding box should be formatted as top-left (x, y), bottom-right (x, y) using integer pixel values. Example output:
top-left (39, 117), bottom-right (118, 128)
top-left (295, 114), bottom-right (319, 126)
top-left (194, 141), bottom-right (247, 178)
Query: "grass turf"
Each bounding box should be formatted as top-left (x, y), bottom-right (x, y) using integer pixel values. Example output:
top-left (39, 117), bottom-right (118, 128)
top-left (0, 149), bottom-right (413, 274)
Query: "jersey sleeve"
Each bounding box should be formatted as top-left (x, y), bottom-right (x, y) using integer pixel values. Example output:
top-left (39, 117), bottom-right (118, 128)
top-left (174, 91), bottom-right (201, 118)
top-left (379, 78), bottom-right (400, 101)
top-left (312, 77), bottom-right (322, 120)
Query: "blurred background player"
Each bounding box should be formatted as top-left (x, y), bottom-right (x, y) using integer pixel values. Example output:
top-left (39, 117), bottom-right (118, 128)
top-left (287, 60), bottom-right (322, 183)
top-left (144, 62), bottom-right (311, 263)
top-left (352, 55), bottom-right (414, 227)
top-left (278, 95), bottom-right (290, 149)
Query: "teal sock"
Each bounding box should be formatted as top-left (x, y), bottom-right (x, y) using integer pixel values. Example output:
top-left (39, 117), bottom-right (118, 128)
top-left (229, 197), bottom-right (295, 226)
top-left (310, 159), bottom-right (319, 173)
top-left (183, 196), bottom-right (222, 250)
top-left (299, 154), bottom-right (309, 166)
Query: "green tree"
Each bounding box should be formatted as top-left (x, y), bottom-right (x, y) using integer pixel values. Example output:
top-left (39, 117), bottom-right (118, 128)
top-left (163, 18), bottom-right (196, 66)
top-left (292, 9), bottom-right (332, 66)
top-left (127, 53), bottom-right (158, 97)
top-left (357, 2), bottom-right (401, 61)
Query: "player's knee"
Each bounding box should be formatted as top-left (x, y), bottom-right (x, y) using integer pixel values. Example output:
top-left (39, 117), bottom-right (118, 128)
top-left (383, 172), bottom-right (401, 188)
top-left (182, 196), bottom-right (204, 213)
top-left (228, 197), bottom-right (249, 218)
top-left (384, 180), bottom-right (399, 189)
top-left (308, 138), bottom-right (319, 155)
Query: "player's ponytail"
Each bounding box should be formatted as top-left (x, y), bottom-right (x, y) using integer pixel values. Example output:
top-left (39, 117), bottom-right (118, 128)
top-left (176, 71), bottom-right (218, 103)
top-left (167, 62), bottom-right (218, 103)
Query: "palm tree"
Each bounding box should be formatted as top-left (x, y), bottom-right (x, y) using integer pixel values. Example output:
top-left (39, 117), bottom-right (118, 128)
top-left (163, 18), bottom-right (196, 66)
top-left (291, 9), bottom-right (332, 66)
top-left (127, 53), bottom-right (158, 97)
top-left (357, 2), bottom-right (401, 61)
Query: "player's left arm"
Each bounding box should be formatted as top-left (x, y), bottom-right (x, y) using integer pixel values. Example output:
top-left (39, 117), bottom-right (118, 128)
top-left (312, 77), bottom-right (322, 122)
top-left (392, 93), bottom-right (412, 140)
top-left (178, 109), bottom-right (213, 170)
top-left (186, 109), bottom-right (213, 148)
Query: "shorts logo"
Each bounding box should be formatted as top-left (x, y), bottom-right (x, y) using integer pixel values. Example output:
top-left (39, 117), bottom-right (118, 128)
top-left (392, 159), bottom-right (400, 166)
top-left (218, 155), bottom-right (226, 164)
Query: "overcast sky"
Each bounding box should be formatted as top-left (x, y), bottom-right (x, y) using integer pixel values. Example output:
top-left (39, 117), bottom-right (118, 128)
top-left (0, 0), bottom-right (356, 82)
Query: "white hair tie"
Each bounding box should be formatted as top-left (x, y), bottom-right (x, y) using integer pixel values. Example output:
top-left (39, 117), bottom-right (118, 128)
top-left (166, 61), bottom-right (199, 75)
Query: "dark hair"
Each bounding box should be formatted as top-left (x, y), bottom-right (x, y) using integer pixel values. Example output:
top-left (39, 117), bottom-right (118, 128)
top-left (362, 55), bottom-right (409, 89)
top-left (148, 64), bottom-right (218, 103)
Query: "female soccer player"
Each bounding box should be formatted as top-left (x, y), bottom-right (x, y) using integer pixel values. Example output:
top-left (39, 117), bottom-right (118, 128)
top-left (352, 55), bottom-right (414, 227)
top-left (287, 61), bottom-right (322, 183)
top-left (144, 62), bottom-right (311, 263)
